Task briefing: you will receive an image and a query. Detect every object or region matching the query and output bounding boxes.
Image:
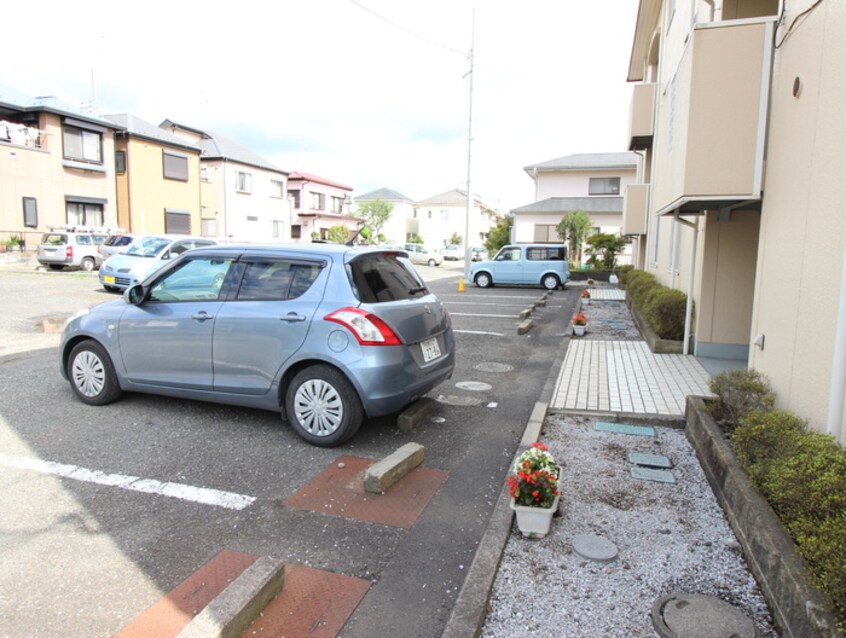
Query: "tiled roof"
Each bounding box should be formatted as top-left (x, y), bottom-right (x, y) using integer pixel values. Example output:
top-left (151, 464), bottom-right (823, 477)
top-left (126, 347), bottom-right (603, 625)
top-left (104, 114), bottom-right (200, 152)
top-left (355, 187), bottom-right (414, 203)
top-left (0, 85), bottom-right (120, 129)
top-left (511, 196), bottom-right (624, 215)
top-left (289, 171), bottom-right (353, 191)
top-left (524, 152), bottom-right (639, 172)
top-left (416, 188), bottom-right (496, 212)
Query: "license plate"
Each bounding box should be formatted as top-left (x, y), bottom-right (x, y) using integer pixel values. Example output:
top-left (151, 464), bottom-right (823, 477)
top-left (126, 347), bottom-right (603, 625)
top-left (104, 275), bottom-right (116, 284)
top-left (421, 337), bottom-right (441, 362)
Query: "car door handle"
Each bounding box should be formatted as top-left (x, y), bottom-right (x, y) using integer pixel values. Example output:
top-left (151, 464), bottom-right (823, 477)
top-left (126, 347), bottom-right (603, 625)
top-left (280, 313), bottom-right (306, 323)
top-left (191, 312), bottom-right (214, 322)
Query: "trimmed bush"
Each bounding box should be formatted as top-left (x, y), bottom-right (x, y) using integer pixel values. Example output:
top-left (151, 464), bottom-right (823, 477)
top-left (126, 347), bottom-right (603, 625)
top-left (732, 409), bottom-right (807, 484)
top-left (625, 270), bottom-right (659, 308)
top-left (643, 287), bottom-right (688, 341)
top-left (708, 369), bottom-right (776, 431)
top-left (616, 264), bottom-right (635, 285)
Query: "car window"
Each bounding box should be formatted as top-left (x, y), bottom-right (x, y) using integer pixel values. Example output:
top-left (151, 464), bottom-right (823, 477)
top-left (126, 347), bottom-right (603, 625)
top-left (127, 236), bottom-right (171, 258)
top-left (497, 247), bottom-right (521, 261)
top-left (92, 235), bottom-right (107, 245)
top-left (76, 236), bottom-right (92, 246)
top-left (42, 233), bottom-right (66, 245)
top-left (348, 253), bottom-right (427, 303)
top-left (148, 257), bottom-right (233, 302)
top-left (236, 260), bottom-right (322, 301)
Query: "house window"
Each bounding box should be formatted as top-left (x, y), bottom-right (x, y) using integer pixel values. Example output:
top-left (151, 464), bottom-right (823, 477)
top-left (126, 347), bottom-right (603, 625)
top-left (440, 209), bottom-right (449, 221)
top-left (23, 197), bottom-right (38, 227)
top-left (291, 224), bottom-right (302, 239)
top-left (164, 209), bottom-right (191, 234)
top-left (289, 189), bottom-right (301, 208)
top-left (589, 177), bottom-right (621, 195)
top-left (115, 151), bottom-right (126, 174)
top-left (311, 192), bottom-right (325, 210)
top-left (247, 216), bottom-right (258, 222)
top-left (331, 196), bottom-right (344, 213)
top-left (66, 200), bottom-right (104, 227)
top-left (62, 125), bottom-right (102, 163)
top-left (163, 151), bottom-right (189, 181)
top-left (271, 180), bottom-right (285, 198)
top-left (236, 171), bottom-right (252, 193)
top-left (533, 224), bottom-right (559, 242)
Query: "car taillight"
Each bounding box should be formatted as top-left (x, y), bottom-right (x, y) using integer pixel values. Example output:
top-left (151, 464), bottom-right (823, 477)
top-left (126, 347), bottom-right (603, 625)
top-left (325, 307), bottom-right (401, 346)
top-left (66, 246), bottom-right (73, 259)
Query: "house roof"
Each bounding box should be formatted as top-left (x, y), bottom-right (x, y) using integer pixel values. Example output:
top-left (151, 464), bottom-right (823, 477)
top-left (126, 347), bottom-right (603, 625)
top-left (288, 171), bottom-right (353, 191)
top-left (416, 188), bottom-right (496, 213)
top-left (159, 119), bottom-right (287, 175)
top-left (355, 187), bottom-right (414, 203)
top-left (0, 86), bottom-right (120, 129)
top-left (104, 114), bottom-right (200, 153)
top-left (524, 152), bottom-right (639, 175)
top-left (511, 196), bottom-right (624, 215)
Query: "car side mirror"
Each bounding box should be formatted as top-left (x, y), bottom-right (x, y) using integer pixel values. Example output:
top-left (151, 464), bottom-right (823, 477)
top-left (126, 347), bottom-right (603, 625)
top-left (125, 284), bottom-right (146, 305)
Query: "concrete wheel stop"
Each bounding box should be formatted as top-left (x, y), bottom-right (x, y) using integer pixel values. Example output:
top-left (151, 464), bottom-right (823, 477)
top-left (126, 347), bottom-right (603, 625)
top-left (651, 592), bottom-right (759, 638)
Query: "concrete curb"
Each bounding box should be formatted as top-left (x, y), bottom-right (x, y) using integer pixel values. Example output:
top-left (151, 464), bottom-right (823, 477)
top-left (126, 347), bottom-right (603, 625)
top-left (364, 442), bottom-right (425, 494)
top-left (397, 397), bottom-right (437, 432)
top-left (176, 556), bottom-right (285, 638)
top-left (685, 397), bottom-right (842, 638)
top-left (517, 319), bottom-right (533, 334)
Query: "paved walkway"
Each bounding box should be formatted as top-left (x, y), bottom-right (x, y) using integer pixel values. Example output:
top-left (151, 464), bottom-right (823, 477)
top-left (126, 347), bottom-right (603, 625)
top-left (551, 339), bottom-right (713, 417)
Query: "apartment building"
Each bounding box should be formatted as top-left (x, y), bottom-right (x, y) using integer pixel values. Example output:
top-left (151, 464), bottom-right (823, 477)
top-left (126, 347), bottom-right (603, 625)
top-left (287, 172), bottom-right (357, 242)
top-left (625, 0), bottom-right (844, 440)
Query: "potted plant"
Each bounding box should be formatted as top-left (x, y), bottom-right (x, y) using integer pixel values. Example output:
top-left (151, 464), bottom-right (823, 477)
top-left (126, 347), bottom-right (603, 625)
top-left (572, 312), bottom-right (587, 336)
top-left (507, 442), bottom-right (561, 538)
top-left (581, 288), bottom-right (591, 305)
top-left (587, 278), bottom-right (596, 287)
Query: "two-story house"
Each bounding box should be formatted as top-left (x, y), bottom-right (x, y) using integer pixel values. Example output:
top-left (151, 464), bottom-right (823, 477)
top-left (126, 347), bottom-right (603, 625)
top-left (105, 114), bottom-right (202, 235)
top-left (0, 87), bottom-right (121, 246)
top-left (414, 189), bottom-right (497, 250)
top-left (625, 0), bottom-right (844, 441)
top-left (353, 187), bottom-right (418, 245)
top-left (512, 152), bottom-right (639, 263)
top-left (160, 120), bottom-right (290, 242)
top-left (287, 172), bottom-right (358, 242)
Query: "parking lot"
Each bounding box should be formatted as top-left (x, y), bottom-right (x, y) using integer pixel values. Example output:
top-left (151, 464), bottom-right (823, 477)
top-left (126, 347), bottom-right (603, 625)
top-left (0, 258), bottom-right (578, 637)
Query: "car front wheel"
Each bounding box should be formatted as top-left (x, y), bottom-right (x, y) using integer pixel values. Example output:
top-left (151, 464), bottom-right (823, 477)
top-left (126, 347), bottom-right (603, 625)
top-left (474, 272), bottom-right (492, 288)
top-left (285, 365), bottom-right (363, 447)
top-left (67, 341), bottom-right (123, 406)
top-left (80, 257), bottom-right (96, 272)
top-left (542, 274), bottom-right (560, 290)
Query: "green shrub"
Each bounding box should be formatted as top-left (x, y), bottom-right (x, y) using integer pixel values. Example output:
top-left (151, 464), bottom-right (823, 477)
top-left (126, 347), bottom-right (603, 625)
top-left (793, 512), bottom-right (846, 631)
top-left (708, 369), bottom-right (776, 429)
top-left (732, 409), bottom-right (807, 484)
top-left (616, 265), bottom-right (635, 285)
top-left (643, 287), bottom-right (688, 340)
top-left (625, 270), bottom-right (659, 308)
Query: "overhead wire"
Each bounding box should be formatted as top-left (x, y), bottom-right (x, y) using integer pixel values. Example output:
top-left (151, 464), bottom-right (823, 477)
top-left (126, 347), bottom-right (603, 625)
top-left (774, 0), bottom-right (825, 49)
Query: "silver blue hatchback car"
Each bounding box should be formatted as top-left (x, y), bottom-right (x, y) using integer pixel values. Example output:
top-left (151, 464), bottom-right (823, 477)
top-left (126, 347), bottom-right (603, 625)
top-left (61, 244), bottom-right (455, 446)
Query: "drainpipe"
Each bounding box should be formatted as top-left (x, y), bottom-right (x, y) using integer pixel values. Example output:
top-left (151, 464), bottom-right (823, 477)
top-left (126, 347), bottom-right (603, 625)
top-left (827, 248), bottom-right (846, 442)
top-left (674, 212), bottom-right (699, 356)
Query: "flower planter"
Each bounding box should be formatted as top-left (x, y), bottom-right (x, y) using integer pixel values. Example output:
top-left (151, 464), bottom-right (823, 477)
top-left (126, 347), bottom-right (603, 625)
top-left (510, 492), bottom-right (560, 538)
top-left (572, 324), bottom-right (586, 336)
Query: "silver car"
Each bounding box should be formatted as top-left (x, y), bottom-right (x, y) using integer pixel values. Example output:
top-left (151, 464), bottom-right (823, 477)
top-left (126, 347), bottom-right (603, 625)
top-left (37, 229), bottom-right (108, 271)
top-left (61, 244), bottom-right (455, 446)
top-left (403, 243), bottom-right (443, 267)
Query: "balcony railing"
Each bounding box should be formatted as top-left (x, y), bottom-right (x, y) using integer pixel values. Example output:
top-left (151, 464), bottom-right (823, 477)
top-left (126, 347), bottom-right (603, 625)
top-left (623, 184), bottom-right (649, 235)
top-left (628, 83), bottom-right (655, 150)
top-left (0, 121), bottom-right (47, 149)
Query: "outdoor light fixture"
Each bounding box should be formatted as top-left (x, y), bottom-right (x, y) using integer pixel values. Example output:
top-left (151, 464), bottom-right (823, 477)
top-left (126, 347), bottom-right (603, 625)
top-left (753, 334), bottom-right (766, 350)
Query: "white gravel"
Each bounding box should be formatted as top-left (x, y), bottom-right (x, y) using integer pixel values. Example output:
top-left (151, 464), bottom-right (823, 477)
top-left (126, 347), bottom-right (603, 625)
top-left (481, 286), bottom-right (777, 637)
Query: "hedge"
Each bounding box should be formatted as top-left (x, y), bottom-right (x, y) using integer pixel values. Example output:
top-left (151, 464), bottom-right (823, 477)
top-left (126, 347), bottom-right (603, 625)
top-left (621, 269), bottom-right (688, 341)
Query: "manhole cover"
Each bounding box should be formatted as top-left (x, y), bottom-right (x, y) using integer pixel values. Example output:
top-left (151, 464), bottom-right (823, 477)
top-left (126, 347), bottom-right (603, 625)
top-left (455, 381), bottom-right (492, 392)
top-left (474, 362), bottom-right (514, 373)
top-left (435, 395), bottom-right (485, 407)
top-left (652, 592), bottom-right (758, 638)
top-left (572, 534), bottom-right (618, 563)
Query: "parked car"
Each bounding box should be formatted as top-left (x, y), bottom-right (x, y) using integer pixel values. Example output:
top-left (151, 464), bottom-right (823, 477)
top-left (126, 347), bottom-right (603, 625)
top-left (469, 244), bottom-right (569, 290)
top-left (98, 233), bottom-right (135, 260)
top-left (442, 245), bottom-right (463, 261)
top-left (471, 247), bottom-right (488, 262)
top-left (98, 234), bottom-right (216, 292)
top-left (37, 227), bottom-right (109, 271)
top-left (61, 244), bottom-right (455, 446)
top-left (403, 243), bottom-right (443, 267)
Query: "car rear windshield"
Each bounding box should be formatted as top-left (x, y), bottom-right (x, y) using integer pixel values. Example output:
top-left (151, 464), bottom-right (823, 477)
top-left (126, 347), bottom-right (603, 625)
top-left (348, 253), bottom-right (427, 303)
top-left (41, 233), bottom-right (67, 245)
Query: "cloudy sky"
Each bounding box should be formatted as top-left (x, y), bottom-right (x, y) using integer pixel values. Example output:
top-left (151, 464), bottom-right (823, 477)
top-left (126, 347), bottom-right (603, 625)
top-left (3, 0), bottom-right (639, 214)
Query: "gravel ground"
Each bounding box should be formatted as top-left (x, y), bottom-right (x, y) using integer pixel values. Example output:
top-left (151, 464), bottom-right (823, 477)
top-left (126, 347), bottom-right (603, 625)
top-left (481, 286), bottom-right (777, 638)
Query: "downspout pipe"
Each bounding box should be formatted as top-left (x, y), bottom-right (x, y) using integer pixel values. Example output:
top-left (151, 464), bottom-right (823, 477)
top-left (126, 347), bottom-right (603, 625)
top-left (674, 212), bottom-right (698, 356)
top-left (826, 247), bottom-right (846, 442)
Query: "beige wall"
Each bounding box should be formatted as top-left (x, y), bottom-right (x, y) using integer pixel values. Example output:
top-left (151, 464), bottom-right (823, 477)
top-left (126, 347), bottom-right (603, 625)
top-left (750, 0), bottom-right (846, 439)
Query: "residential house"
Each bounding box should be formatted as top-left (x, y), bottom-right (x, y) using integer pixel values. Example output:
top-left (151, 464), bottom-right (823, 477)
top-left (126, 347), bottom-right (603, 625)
top-left (625, 0), bottom-right (844, 441)
top-left (160, 120), bottom-right (289, 242)
top-left (512, 152), bottom-right (639, 263)
top-left (353, 187), bottom-right (418, 245)
top-left (0, 87), bottom-right (120, 246)
top-left (415, 189), bottom-right (497, 250)
top-left (105, 114), bottom-right (202, 235)
top-left (287, 172), bottom-right (358, 242)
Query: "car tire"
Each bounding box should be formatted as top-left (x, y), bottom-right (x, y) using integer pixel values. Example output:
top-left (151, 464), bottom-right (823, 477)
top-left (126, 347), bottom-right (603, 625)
top-left (104, 285), bottom-right (121, 293)
top-left (80, 257), bottom-right (96, 272)
top-left (427, 258), bottom-right (436, 267)
top-left (474, 272), bottom-right (492, 288)
top-left (67, 341), bottom-right (123, 406)
top-left (285, 365), bottom-right (364, 447)
top-left (542, 274), bottom-right (561, 290)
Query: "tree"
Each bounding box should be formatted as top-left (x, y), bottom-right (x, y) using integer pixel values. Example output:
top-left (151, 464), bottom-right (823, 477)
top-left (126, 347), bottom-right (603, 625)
top-left (449, 232), bottom-right (463, 246)
top-left (585, 232), bottom-right (627, 270)
top-left (356, 199), bottom-right (393, 242)
top-left (556, 210), bottom-right (593, 266)
top-left (485, 215), bottom-right (513, 255)
top-left (327, 225), bottom-right (349, 244)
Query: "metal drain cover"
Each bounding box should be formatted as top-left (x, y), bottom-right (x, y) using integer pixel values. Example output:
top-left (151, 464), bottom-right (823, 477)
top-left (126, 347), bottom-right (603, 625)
top-left (652, 592), bottom-right (758, 638)
top-left (474, 362), bottom-right (514, 373)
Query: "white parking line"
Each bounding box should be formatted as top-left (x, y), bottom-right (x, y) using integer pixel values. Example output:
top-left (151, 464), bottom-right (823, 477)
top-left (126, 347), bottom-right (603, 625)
top-left (454, 329), bottom-right (505, 336)
top-left (0, 453), bottom-right (256, 511)
top-left (450, 313), bottom-right (515, 319)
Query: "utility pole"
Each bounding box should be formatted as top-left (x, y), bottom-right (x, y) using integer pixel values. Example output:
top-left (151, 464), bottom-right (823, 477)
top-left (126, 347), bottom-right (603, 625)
top-left (463, 10), bottom-right (476, 282)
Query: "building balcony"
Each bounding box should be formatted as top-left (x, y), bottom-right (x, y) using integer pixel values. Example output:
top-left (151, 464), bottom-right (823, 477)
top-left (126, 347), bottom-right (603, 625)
top-left (628, 83), bottom-right (654, 150)
top-left (651, 18), bottom-right (775, 216)
top-left (623, 184), bottom-right (649, 235)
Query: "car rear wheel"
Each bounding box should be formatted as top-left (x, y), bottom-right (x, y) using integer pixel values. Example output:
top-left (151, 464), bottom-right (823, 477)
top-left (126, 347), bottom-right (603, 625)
top-left (80, 257), bottom-right (96, 272)
top-left (427, 258), bottom-right (436, 266)
top-left (285, 365), bottom-right (363, 447)
top-left (542, 274), bottom-right (560, 290)
top-left (67, 341), bottom-right (123, 406)
top-left (474, 272), bottom-right (492, 288)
